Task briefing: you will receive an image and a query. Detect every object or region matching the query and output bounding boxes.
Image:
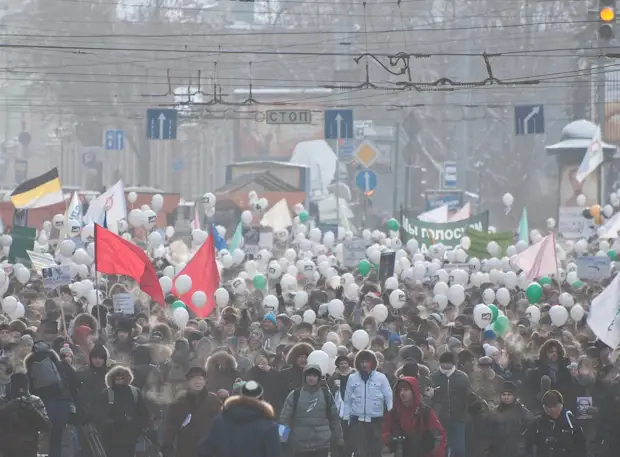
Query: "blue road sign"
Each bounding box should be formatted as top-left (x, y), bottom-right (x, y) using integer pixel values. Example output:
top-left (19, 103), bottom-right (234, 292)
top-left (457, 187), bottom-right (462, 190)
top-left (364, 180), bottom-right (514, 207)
top-left (324, 109), bottom-right (353, 140)
top-left (356, 169), bottom-right (378, 192)
top-left (82, 150), bottom-right (97, 168)
top-left (338, 138), bottom-right (355, 160)
top-left (171, 157), bottom-right (185, 172)
top-left (443, 161), bottom-right (457, 189)
top-left (515, 104), bottom-right (544, 135)
top-left (147, 108), bottom-right (178, 140)
top-left (105, 130), bottom-right (124, 150)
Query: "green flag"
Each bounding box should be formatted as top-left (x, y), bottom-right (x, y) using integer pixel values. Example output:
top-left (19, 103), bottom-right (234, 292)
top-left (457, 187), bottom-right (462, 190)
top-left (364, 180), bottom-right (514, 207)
top-left (518, 208), bottom-right (529, 244)
top-left (8, 226), bottom-right (36, 266)
top-left (228, 221), bottom-right (243, 251)
top-left (400, 210), bottom-right (489, 249)
top-left (466, 228), bottom-right (514, 259)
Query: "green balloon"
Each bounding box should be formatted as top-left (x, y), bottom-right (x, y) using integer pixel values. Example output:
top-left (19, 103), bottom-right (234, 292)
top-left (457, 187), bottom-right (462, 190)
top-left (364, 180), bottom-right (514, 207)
top-left (493, 315), bottom-right (510, 336)
top-left (538, 276), bottom-right (553, 286)
top-left (387, 218), bottom-right (400, 232)
top-left (172, 300), bottom-right (186, 309)
top-left (299, 211), bottom-right (309, 223)
top-left (526, 283), bottom-right (543, 304)
top-left (609, 250), bottom-right (617, 261)
top-left (488, 304), bottom-right (499, 323)
top-left (572, 280), bottom-right (584, 289)
top-left (358, 259), bottom-right (372, 276)
top-left (253, 274), bottom-right (267, 290)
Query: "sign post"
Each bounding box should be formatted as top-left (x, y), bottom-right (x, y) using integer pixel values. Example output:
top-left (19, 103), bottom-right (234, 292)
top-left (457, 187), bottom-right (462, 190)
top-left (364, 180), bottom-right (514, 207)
top-left (324, 109), bottom-right (353, 228)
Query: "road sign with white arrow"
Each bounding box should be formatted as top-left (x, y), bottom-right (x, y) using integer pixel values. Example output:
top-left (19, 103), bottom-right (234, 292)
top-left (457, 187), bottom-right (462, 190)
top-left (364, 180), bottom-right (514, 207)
top-left (104, 130), bottom-right (124, 150)
top-left (515, 104), bottom-right (544, 135)
top-left (147, 108), bottom-right (178, 140)
top-left (356, 169), bottom-right (378, 193)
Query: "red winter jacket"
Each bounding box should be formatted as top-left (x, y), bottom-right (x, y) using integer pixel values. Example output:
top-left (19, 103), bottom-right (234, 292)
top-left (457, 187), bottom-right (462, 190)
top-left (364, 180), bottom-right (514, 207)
top-left (381, 377), bottom-right (446, 457)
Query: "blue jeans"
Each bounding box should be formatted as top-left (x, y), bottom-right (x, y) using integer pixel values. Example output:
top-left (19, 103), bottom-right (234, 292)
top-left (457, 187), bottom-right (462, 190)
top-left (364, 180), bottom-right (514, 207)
top-left (44, 398), bottom-right (72, 457)
top-left (445, 423), bottom-right (466, 457)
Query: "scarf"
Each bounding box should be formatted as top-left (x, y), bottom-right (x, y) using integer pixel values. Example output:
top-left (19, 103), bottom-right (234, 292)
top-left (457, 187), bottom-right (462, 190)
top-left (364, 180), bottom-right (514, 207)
top-left (440, 366), bottom-right (456, 377)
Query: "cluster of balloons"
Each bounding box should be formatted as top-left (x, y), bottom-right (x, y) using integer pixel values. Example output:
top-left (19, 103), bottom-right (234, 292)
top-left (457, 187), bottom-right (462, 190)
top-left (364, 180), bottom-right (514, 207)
top-left (1, 296), bottom-right (25, 320)
top-left (305, 329), bottom-right (370, 376)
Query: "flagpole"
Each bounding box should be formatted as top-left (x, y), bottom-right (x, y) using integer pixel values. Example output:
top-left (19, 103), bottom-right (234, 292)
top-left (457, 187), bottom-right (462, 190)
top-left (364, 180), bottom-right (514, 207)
top-left (551, 231), bottom-right (562, 294)
top-left (94, 223), bottom-right (101, 339)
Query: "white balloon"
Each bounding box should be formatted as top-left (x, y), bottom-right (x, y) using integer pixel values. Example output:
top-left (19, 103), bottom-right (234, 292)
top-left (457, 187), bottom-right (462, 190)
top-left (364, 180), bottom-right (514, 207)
top-left (460, 236), bottom-right (471, 250)
top-left (263, 295), bottom-right (279, 312)
top-left (546, 217), bottom-right (556, 229)
top-left (328, 299), bottom-right (345, 318)
top-left (215, 288), bottom-right (230, 307)
top-left (281, 273), bottom-right (297, 293)
top-left (53, 213), bottom-right (65, 228)
top-left (570, 304), bottom-right (585, 321)
top-left (148, 231), bottom-right (163, 247)
top-left (151, 194), bottom-right (164, 212)
top-left (473, 303), bottom-right (492, 329)
top-left (86, 289), bottom-right (100, 307)
top-left (482, 288), bottom-right (495, 304)
top-left (372, 304), bottom-right (389, 323)
top-left (175, 274), bottom-right (193, 295)
top-left (294, 291), bottom-right (308, 309)
top-left (1, 296), bottom-right (18, 314)
top-left (496, 287), bottom-right (511, 306)
top-left (502, 193), bottom-right (514, 207)
top-left (384, 277), bottom-right (399, 290)
top-left (346, 283), bottom-right (360, 300)
top-left (15, 267), bottom-right (30, 285)
top-left (162, 265), bottom-right (174, 279)
top-left (487, 241), bottom-right (500, 257)
top-left (322, 342), bottom-right (338, 359)
top-left (352, 329), bottom-right (370, 350)
top-left (159, 276), bottom-right (172, 294)
top-left (526, 305), bottom-right (541, 324)
top-left (559, 292), bottom-right (575, 308)
top-left (143, 209), bottom-right (157, 229)
top-left (389, 289), bottom-right (406, 309)
top-left (73, 248), bottom-right (91, 265)
top-left (127, 191), bottom-right (138, 203)
top-left (433, 281), bottom-right (449, 297)
top-left (191, 291), bottom-right (207, 308)
top-left (604, 204), bottom-right (614, 218)
top-left (165, 226), bottom-right (175, 238)
top-left (448, 284), bottom-right (465, 306)
top-left (549, 305), bottom-right (569, 327)
top-left (576, 194), bottom-right (587, 207)
top-left (241, 210), bottom-right (253, 225)
top-left (173, 307), bottom-right (190, 327)
top-left (434, 294), bottom-right (448, 311)
top-left (128, 209), bottom-right (145, 228)
top-left (307, 350), bottom-right (329, 375)
top-left (303, 309), bottom-right (316, 324)
top-left (59, 239), bottom-right (76, 257)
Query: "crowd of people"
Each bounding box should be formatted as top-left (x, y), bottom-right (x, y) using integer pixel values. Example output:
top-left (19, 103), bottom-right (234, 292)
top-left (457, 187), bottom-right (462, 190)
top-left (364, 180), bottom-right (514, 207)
top-left (0, 213), bottom-right (618, 457)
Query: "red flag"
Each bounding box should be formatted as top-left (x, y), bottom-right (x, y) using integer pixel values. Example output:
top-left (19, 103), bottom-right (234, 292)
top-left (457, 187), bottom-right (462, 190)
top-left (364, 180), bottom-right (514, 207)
top-left (94, 224), bottom-right (165, 305)
top-left (171, 230), bottom-right (220, 318)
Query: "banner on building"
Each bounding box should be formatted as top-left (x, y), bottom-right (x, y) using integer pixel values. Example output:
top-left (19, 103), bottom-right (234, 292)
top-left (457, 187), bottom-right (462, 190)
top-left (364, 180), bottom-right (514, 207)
top-left (400, 210), bottom-right (489, 249)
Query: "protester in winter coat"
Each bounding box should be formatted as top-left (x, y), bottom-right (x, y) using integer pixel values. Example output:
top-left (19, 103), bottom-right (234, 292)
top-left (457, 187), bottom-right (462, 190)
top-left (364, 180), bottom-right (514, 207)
top-left (161, 366), bottom-right (222, 457)
top-left (198, 380), bottom-right (281, 457)
top-left (524, 390), bottom-right (586, 457)
top-left (206, 350), bottom-right (242, 400)
top-left (243, 351), bottom-right (279, 410)
top-left (429, 351), bottom-right (471, 457)
top-left (279, 364), bottom-right (344, 457)
top-left (381, 376), bottom-right (446, 457)
top-left (95, 365), bottom-right (154, 457)
top-left (343, 350), bottom-right (393, 457)
top-left (487, 381), bottom-right (534, 457)
top-left (109, 316), bottom-right (136, 365)
top-left (473, 356), bottom-right (505, 406)
top-left (25, 340), bottom-right (79, 457)
top-left (526, 339), bottom-right (576, 413)
top-left (0, 355), bottom-right (12, 398)
top-left (278, 342), bottom-right (313, 407)
top-left (76, 344), bottom-right (109, 425)
top-left (329, 355), bottom-right (355, 457)
top-left (0, 372), bottom-right (50, 457)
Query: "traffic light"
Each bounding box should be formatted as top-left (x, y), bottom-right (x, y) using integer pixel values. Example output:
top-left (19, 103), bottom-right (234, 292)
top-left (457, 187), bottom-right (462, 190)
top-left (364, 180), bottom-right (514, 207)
top-left (599, 0), bottom-right (616, 40)
top-left (583, 205), bottom-right (603, 224)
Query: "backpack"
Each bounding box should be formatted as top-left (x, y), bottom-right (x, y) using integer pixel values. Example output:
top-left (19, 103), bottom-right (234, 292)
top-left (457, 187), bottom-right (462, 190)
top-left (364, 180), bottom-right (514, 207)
top-left (30, 357), bottom-right (63, 390)
top-left (291, 386), bottom-right (333, 421)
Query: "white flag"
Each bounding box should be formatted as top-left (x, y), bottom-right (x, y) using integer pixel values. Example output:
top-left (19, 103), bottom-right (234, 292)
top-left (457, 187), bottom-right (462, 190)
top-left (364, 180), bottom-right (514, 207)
top-left (84, 180), bottom-right (127, 234)
top-left (418, 205), bottom-right (448, 223)
top-left (587, 273), bottom-right (620, 349)
top-left (59, 192), bottom-right (83, 239)
top-left (260, 199), bottom-right (293, 233)
top-left (576, 125), bottom-right (604, 183)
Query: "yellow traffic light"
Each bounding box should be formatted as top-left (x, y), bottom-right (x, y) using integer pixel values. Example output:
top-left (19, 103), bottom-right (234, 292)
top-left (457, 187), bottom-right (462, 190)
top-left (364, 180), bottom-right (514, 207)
top-left (601, 6), bottom-right (615, 22)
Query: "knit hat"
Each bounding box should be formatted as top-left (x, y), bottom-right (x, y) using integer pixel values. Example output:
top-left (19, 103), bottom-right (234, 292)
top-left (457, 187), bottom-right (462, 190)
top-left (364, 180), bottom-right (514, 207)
top-left (233, 379), bottom-right (247, 394)
top-left (478, 356), bottom-right (493, 367)
top-left (186, 366), bottom-right (207, 380)
top-left (439, 352), bottom-right (456, 364)
top-left (542, 389), bottom-right (564, 406)
top-left (242, 380), bottom-right (264, 399)
top-left (263, 313), bottom-right (277, 325)
top-left (483, 343), bottom-right (500, 358)
top-left (483, 329), bottom-right (497, 341)
top-left (335, 355), bottom-right (350, 367)
top-left (59, 343), bottom-right (73, 358)
top-left (90, 344), bottom-right (108, 362)
top-left (73, 325), bottom-right (93, 344)
top-left (502, 381), bottom-right (517, 395)
top-left (447, 336), bottom-right (462, 350)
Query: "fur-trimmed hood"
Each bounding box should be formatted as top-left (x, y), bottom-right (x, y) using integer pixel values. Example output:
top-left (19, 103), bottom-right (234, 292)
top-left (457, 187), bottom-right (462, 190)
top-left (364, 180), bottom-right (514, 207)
top-left (105, 365), bottom-right (134, 388)
top-left (222, 394), bottom-right (275, 420)
top-left (538, 338), bottom-right (566, 363)
top-left (71, 312), bottom-right (99, 334)
top-left (206, 350), bottom-right (238, 373)
top-left (354, 349), bottom-right (378, 371)
top-left (152, 323), bottom-right (173, 344)
top-left (286, 342), bottom-right (314, 366)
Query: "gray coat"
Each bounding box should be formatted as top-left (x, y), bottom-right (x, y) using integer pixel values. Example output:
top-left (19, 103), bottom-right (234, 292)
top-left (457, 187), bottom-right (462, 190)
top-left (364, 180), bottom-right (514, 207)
top-left (279, 364), bottom-right (344, 452)
top-left (430, 369), bottom-right (472, 425)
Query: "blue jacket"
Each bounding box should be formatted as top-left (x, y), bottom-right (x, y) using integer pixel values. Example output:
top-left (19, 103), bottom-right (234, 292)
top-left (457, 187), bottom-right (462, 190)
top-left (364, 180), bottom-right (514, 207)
top-left (198, 395), bottom-right (281, 457)
top-left (342, 370), bottom-right (393, 422)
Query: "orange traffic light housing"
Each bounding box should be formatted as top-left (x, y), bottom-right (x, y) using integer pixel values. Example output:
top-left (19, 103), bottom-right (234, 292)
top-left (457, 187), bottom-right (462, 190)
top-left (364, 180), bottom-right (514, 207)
top-left (599, 0), bottom-right (616, 39)
top-left (583, 205), bottom-right (603, 225)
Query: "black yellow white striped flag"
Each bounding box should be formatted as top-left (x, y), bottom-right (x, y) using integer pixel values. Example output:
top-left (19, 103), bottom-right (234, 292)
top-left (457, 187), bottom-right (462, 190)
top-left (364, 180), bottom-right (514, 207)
top-left (10, 168), bottom-right (64, 209)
